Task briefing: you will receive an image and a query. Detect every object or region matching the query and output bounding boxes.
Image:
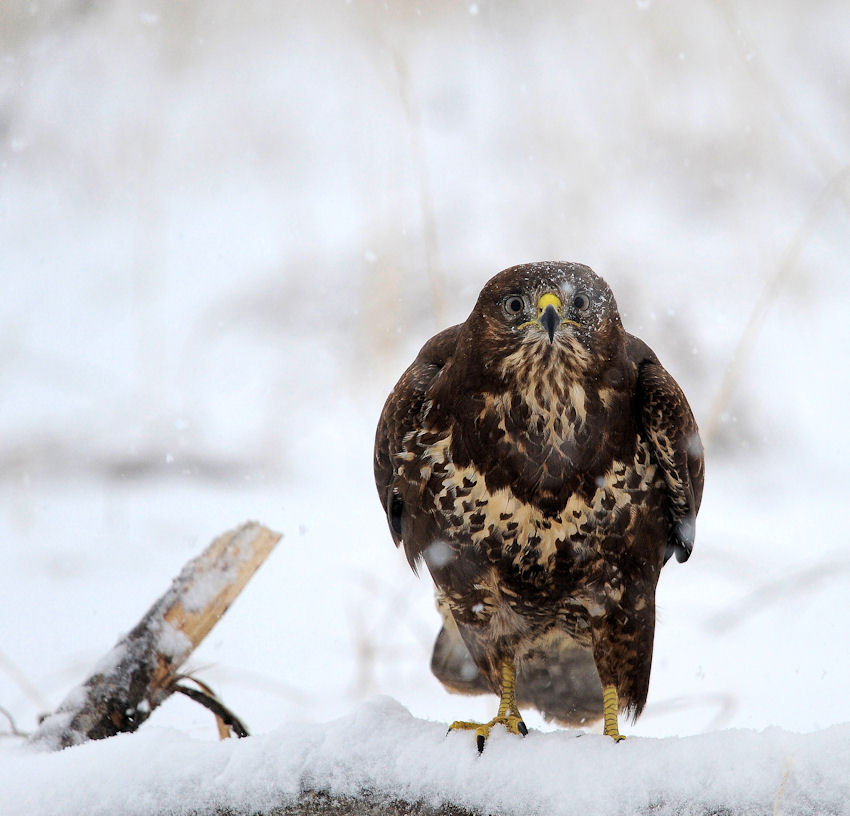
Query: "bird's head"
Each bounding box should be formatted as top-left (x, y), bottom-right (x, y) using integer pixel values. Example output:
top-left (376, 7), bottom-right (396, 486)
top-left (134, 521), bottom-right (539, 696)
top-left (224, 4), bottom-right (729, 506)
top-left (463, 262), bottom-right (625, 380)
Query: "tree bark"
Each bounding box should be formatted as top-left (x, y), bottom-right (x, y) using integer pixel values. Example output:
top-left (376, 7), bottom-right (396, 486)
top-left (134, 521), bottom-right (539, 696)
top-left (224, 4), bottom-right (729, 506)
top-left (30, 521), bottom-right (280, 751)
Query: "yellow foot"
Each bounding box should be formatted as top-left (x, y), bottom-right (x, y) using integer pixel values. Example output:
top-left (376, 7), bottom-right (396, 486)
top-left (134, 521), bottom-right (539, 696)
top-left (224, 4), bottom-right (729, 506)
top-left (602, 684), bottom-right (627, 742)
top-left (449, 656), bottom-right (528, 752)
top-left (448, 714), bottom-right (528, 752)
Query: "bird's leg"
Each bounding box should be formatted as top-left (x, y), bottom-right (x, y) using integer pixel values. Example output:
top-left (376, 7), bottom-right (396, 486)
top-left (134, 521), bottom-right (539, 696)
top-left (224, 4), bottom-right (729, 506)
top-left (448, 655), bottom-right (528, 752)
top-left (591, 601), bottom-right (654, 743)
top-left (602, 684), bottom-right (626, 742)
top-left (492, 654), bottom-right (526, 732)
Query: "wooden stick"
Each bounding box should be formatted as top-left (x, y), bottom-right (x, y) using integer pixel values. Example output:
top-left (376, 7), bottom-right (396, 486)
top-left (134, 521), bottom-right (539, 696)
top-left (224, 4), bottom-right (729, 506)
top-left (30, 521), bottom-right (280, 751)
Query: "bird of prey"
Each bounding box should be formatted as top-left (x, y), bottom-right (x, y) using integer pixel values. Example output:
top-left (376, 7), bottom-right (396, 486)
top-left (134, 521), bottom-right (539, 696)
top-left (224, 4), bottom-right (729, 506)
top-left (374, 261), bottom-right (704, 749)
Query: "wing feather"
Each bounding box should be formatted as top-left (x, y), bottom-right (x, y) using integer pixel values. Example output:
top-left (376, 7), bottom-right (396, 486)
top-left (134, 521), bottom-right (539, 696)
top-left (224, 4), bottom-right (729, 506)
top-left (374, 325), bottom-right (462, 566)
top-left (628, 335), bottom-right (705, 563)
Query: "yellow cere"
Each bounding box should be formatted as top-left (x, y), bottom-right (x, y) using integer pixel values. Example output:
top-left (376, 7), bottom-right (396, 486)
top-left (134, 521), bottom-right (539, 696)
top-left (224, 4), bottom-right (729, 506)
top-left (536, 292), bottom-right (562, 313)
top-left (517, 292), bottom-right (580, 332)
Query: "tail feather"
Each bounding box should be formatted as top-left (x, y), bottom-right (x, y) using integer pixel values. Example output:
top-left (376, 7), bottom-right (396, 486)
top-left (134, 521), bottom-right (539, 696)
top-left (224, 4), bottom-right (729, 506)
top-left (430, 624), bottom-right (604, 726)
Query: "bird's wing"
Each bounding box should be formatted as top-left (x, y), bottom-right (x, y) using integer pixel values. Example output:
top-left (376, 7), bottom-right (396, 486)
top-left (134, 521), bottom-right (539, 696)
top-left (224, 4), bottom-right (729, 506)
top-left (628, 334), bottom-right (705, 563)
top-left (374, 324), bottom-right (462, 564)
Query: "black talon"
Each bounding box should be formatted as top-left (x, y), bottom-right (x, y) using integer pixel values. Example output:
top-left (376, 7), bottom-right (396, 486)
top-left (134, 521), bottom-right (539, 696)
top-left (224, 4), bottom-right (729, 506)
top-left (518, 721), bottom-right (528, 736)
top-left (476, 734), bottom-right (486, 753)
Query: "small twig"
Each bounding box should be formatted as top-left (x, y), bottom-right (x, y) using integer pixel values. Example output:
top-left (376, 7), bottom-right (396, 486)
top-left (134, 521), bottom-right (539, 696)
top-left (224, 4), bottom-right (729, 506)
top-left (712, 0), bottom-right (850, 218)
top-left (392, 46), bottom-right (447, 328)
top-left (704, 166), bottom-right (850, 444)
top-left (644, 692), bottom-right (739, 733)
top-left (0, 704), bottom-right (29, 739)
top-left (171, 675), bottom-right (249, 739)
top-left (773, 760), bottom-right (793, 815)
top-left (706, 558), bottom-right (850, 633)
top-left (0, 645), bottom-right (51, 712)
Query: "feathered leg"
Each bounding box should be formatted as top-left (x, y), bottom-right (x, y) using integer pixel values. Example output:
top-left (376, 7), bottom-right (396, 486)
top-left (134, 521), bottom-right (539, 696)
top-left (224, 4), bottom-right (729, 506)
top-left (591, 601), bottom-right (655, 742)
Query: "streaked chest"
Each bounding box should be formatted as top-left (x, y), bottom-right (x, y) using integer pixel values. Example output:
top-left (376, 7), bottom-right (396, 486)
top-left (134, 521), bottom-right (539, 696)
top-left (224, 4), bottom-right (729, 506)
top-left (411, 425), bottom-right (660, 577)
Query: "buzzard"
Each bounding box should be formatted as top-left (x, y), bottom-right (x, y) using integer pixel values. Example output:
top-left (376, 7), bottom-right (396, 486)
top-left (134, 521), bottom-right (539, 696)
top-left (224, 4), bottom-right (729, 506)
top-left (374, 262), bottom-right (704, 749)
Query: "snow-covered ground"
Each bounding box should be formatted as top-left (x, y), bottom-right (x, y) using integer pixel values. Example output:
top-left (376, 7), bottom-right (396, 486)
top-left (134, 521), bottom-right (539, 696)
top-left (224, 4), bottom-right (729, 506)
top-left (5, 698), bottom-right (850, 816)
top-left (2, 1), bottom-right (849, 813)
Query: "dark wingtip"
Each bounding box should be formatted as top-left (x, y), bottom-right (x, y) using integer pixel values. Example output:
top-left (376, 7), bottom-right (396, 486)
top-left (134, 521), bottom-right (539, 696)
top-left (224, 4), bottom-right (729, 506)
top-left (389, 491), bottom-right (404, 537)
top-left (665, 518), bottom-right (694, 564)
top-left (674, 517), bottom-right (695, 562)
top-left (664, 540), bottom-right (691, 564)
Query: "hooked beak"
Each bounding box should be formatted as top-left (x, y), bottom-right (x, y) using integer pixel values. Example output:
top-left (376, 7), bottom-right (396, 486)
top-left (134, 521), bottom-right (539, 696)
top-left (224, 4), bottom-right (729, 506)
top-left (537, 293), bottom-right (562, 343)
top-left (516, 292), bottom-right (579, 341)
top-left (540, 304), bottom-right (559, 343)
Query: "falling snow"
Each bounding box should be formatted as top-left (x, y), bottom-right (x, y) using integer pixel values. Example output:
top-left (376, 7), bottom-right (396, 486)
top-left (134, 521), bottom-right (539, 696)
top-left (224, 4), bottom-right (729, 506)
top-left (2, 0), bottom-right (849, 813)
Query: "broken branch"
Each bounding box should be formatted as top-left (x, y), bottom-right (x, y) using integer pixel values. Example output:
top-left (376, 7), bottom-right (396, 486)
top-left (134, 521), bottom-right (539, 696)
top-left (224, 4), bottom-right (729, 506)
top-left (30, 521), bottom-right (280, 751)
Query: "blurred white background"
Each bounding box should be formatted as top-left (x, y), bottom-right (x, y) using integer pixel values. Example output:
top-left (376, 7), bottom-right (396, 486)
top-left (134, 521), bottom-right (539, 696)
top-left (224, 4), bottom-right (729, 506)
top-left (1, 0), bottom-right (849, 741)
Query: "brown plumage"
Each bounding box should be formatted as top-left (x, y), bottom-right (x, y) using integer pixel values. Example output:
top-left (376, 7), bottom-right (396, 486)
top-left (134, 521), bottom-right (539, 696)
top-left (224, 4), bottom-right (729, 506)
top-left (374, 261), bottom-right (704, 736)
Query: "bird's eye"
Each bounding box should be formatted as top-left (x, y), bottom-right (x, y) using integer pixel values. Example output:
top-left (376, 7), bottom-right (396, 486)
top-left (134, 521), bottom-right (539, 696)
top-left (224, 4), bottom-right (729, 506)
top-left (503, 295), bottom-right (525, 316)
top-left (572, 293), bottom-right (590, 312)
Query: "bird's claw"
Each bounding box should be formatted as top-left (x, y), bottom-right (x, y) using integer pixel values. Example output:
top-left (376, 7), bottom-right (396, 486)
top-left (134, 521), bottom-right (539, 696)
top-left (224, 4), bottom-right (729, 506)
top-left (449, 714), bottom-right (528, 752)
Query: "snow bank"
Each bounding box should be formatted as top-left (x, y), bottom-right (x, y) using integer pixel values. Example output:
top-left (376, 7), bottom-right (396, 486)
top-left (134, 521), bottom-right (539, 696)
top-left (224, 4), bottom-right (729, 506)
top-left (3, 697), bottom-right (848, 816)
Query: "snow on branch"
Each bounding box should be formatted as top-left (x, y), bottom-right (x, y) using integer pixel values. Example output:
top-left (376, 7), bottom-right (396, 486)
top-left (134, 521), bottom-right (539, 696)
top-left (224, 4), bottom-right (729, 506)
top-left (29, 521), bottom-right (280, 751)
top-left (8, 698), bottom-right (850, 816)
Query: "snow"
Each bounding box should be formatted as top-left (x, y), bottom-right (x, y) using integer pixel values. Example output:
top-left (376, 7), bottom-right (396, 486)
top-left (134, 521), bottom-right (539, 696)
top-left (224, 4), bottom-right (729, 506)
top-left (2, 0), bottom-right (850, 813)
top-left (155, 621), bottom-right (194, 661)
top-left (3, 698), bottom-right (849, 816)
top-left (175, 522), bottom-right (271, 614)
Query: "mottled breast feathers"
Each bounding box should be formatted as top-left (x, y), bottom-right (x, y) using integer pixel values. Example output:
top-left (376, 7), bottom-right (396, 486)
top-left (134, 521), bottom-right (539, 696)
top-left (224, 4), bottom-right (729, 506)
top-left (375, 263), bottom-right (703, 571)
